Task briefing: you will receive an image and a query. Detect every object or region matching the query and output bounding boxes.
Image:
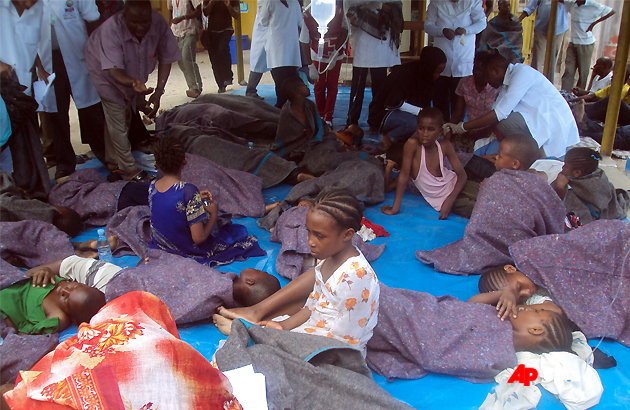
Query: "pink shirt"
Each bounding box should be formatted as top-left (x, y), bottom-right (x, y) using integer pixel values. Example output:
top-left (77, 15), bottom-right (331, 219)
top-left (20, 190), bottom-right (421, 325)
top-left (413, 141), bottom-right (457, 212)
top-left (455, 75), bottom-right (499, 121)
top-left (86, 11), bottom-right (181, 107)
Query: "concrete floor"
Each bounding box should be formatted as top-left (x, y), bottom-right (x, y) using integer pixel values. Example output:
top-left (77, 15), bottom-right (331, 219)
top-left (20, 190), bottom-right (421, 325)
top-left (65, 50), bottom-right (629, 210)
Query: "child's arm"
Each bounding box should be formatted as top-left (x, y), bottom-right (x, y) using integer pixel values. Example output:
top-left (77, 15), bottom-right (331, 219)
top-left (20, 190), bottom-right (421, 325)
top-left (384, 159), bottom-right (398, 192)
top-left (190, 190), bottom-right (219, 245)
top-left (381, 138), bottom-right (417, 215)
top-left (467, 289), bottom-right (517, 321)
top-left (25, 259), bottom-right (63, 287)
top-left (552, 172), bottom-right (569, 199)
top-left (439, 139), bottom-right (468, 220)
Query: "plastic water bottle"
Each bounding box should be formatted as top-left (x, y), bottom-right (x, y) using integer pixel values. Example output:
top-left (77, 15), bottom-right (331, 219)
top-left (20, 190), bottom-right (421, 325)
top-left (248, 142), bottom-right (254, 149)
top-left (96, 229), bottom-right (113, 263)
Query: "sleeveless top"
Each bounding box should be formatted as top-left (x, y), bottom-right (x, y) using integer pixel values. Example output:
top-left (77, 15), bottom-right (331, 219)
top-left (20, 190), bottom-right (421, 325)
top-left (412, 141), bottom-right (457, 211)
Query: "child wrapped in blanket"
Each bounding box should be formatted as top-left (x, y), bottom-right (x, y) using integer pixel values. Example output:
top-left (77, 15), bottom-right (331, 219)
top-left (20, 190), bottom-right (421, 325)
top-left (552, 147), bottom-right (629, 224)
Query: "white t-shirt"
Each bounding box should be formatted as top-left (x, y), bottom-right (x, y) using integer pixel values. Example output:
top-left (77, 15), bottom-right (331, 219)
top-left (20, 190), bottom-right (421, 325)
top-left (0, 0), bottom-right (43, 94)
top-left (59, 255), bottom-right (123, 292)
top-left (564, 0), bottom-right (612, 45)
top-left (352, 28), bottom-right (400, 68)
top-left (493, 64), bottom-right (579, 158)
top-left (590, 71), bottom-right (612, 93)
top-left (168, 0), bottom-right (201, 38)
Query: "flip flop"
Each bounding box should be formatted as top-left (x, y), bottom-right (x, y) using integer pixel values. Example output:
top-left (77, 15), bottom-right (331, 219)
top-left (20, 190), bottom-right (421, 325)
top-left (128, 170), bottom-right (155, 183)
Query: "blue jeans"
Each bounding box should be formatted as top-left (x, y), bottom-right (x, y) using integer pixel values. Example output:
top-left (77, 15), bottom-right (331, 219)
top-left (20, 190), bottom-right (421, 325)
top-left (381, 110), bottom-right (417, 142)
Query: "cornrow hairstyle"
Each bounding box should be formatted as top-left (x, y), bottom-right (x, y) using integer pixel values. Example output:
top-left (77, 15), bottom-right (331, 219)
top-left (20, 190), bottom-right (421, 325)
top-left (565, 147), bottom-right (601, 176)
top-left (417, 106), bottom-right (444, 126)
top-left (478, 265), bottom-right (510, 293)
top-left (312, 189), bottom-right (364, 233)
top-left (533, 312), bottom-right (574, 354)
top-left (153, 136), bottom-right (186, 175)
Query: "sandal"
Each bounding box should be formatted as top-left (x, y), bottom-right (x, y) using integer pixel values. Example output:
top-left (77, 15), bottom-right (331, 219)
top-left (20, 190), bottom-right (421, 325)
top-left (128, 170), bottom-right (155, 183)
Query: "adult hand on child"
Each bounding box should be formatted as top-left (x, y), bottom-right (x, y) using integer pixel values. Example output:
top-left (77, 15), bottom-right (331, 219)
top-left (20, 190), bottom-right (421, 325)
top-left (26, 266), bottom-right (55, 287)
top-left (442, 28), bottom-right (456, 40)
top-left (380, 204), bottom-right (398, 215)
top-left (449, 122), bottom-right (467, 135)
top-left (496, 289), bottom-right (518, 321)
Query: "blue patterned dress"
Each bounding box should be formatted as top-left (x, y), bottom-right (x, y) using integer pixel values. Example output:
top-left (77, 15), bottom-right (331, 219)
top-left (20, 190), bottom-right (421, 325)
top-left (148, 181), bottom-right (265, 266)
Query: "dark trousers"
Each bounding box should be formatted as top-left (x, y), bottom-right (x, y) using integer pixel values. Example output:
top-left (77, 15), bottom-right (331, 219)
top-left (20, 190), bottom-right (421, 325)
top-left (49, 50), bottom-right (106, 175)
top-left (206, 30), bottom-right (234, 89)
top-left (346, 66), bottom-right (387, 127)
top-left (585, 96), bottom-right (630, 126)
top-left (464, 155), bottom-right (496, 183)
top-left (433, 75), bottom-right (462, 121)
top-left (271, 66), bottom-right (299, 108)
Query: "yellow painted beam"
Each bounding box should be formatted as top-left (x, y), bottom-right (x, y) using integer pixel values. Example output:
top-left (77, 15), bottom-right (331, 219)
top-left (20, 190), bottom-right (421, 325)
top-left (234, 6), bottom-right (245, 85)
top-left (600, 0), bottom-right (630, 157)
top-left (542, 0), bottom-right (558, 81)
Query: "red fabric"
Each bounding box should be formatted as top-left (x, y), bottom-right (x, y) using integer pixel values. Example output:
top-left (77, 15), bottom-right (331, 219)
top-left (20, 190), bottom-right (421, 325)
top-left (5, 292), bottom-right (242, 410)
top-left (361, 217), bottom-right (390, 238)
top-left (314, 60), bottom-right (343, 122)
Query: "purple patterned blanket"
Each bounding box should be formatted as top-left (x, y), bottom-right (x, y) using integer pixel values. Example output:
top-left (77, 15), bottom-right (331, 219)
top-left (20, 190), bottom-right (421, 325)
top-left (511, 220), bottom-right (630, 347)
top-left (105, 250), bottom-right (237, 324)
top-left (0, 259), bottom-right (59, 384)
top-left (416, 170), bottom-right (565, 275)
top-left (105, 206), bottom-right (152, 259)
top-left (0, 221), bottom-right (74, 268)
top-left (366, 284), bottom-right (517, 382)
top-left (49, 168), bottom-right (127, 226)
top-left (270, 206), bottom-right (386, 280)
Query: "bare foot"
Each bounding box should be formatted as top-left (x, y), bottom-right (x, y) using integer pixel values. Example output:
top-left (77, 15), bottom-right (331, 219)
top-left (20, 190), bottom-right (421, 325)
top-left (296, 173), bottom-right (315, 183)
top-left (212, 313), bottom-right (233, 336)
top-left (217, 306), bottom-right (261, 323)
top-left (572, 99), bottom-right (585, 124)
top-left (265, 202), bottom-right (281, 215)
top-left (380, 133), bottom-right (393, 150)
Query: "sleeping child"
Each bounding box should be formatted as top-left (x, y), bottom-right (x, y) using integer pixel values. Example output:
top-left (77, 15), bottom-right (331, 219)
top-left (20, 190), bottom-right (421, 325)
top-left (380, 107), bottom-right (477, 219)
top-left (416, 134), bottom-right (566, 275)
top-left (215, 190), bottom-right (380, 356)
top-left (552, 147), bottom-right (629, 224)
top-left (0, 274), bottom-right (105, 335)
top-left (149, 136), bottom-right (266, 266)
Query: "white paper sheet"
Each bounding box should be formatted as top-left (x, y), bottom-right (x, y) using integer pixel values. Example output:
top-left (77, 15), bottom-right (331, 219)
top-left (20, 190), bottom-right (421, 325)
top-left (33, 73), bottom-right (56, 112)
top-left (222, 364), bottom-right (268, 410)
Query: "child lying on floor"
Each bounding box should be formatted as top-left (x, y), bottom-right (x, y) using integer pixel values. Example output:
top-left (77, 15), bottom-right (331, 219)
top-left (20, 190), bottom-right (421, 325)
top-left (215, 190), bottom-right (380, 356)
top-left (0, 274), bottom-right (105, 335)
top-left (380, 107), bottom-right (476, 219)
top-left (553, 147), bottom-right (629, 224)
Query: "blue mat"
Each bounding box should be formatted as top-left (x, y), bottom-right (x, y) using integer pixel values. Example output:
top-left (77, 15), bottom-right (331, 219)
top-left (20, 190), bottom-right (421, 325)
top-left (59, 85), bottom-right (629, 409)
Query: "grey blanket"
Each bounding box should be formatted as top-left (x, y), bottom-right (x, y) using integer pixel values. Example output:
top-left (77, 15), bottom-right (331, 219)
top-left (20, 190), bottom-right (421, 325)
top-left (478, 14), bottom-right (524, 64)
top-left (156, 94), bottom-right (281, 143)
top-left (257, 160), bottom-right (385, 229)
top-left (511, 220), bottom-right (630, 347)
top-left (48, 168), bottom-right (128, 226)
top-left (268, 206), bottom-right (385, 280)
top-left (105, 205), bottom-right (152, 259)
top-left (0, 170), bottom-right (58, 224)
top-left (0, 259), bottom-right (59, 384)
top-left (366, 284), bottom-right (517, 382)
top-left (165, 125), bottom-right (297, 188)
top-left (564, 168), bottom-right (630, 224)
top-left (216, 319), bottom-right (413, 410)
top-left (0, 220), bottom-right (74, 268)
top-left (416, 170), bottom-right (566, 275)
top-left (105, 250), bottom-right (237, 325)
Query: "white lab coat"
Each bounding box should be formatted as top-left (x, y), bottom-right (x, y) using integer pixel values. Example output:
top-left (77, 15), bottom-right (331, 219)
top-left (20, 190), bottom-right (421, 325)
top-left (259, 0), bottom-right (302, 69)
top-left (38, 0), bottom-right (101, 111)
top-left (424, 0), bottom-right (487, 78)
top-left (0, 0), bottom-right (44, 95)
top-left (249, 1), bottom-right (269, 73)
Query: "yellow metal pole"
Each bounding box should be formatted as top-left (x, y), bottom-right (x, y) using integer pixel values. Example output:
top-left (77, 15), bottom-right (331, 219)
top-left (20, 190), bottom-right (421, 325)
top-left (542, 0), bottom-right (558, 81)
top-left (418, 0), bottom-right (426, 53)
top-left (234, 5), bottom-right (245, 85)
top-left (600, 0), bottom-right (630, 157)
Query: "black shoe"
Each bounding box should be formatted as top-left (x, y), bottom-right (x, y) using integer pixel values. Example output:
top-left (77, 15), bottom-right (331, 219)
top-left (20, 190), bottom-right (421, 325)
top-left (224, 79), bottom-right (233, 86)
top-left (218, 86), bottom-right (227, 94)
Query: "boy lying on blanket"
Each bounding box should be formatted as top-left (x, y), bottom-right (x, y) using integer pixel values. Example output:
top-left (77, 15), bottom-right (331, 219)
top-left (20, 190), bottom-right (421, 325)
top-left (416, 134), bottom-right (566, 275)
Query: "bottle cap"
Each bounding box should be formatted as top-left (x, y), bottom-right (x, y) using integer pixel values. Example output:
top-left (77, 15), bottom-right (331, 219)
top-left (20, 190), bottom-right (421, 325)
top-left (98, 228), bottom-right (105, 236)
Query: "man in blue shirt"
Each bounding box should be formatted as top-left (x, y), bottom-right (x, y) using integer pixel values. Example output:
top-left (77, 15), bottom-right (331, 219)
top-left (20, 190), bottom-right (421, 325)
top-left (519, 0), bottom-right (569, 76)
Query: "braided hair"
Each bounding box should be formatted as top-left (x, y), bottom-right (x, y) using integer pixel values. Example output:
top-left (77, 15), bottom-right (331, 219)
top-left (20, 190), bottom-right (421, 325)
top-left (478, 265), bottom-right (510, 293)
top-left (533, 312), bottom-right (574, 354)
top-left (564, 147), bottom-right (601, 176)
top-left (312, 189), bottom-right (364, 233)
top-left (152, 136), bottom-right (186, 175)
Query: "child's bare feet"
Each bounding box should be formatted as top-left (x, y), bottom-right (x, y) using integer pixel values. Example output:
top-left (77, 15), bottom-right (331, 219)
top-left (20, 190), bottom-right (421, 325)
top-left (217, 306), bottom-right (262, 323)
top-left (212, 313), bottom-right (233, 336)
top-left (296, 173), bottom-right (315, 183)
top-left (265, 202), bottom-right (281, 215)
top-left (572, 100), bottom-right (585, 124)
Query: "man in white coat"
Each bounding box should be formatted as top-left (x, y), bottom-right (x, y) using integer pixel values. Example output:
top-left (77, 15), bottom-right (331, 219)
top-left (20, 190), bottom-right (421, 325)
top-left (245, 0), bottom-right (269, 99)
top-left (424, 0), bottom-right (487, 120)
top-left (38, 0), bottom-right (106, 180)
top-left (259, 0), bottom-right (303, 108)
